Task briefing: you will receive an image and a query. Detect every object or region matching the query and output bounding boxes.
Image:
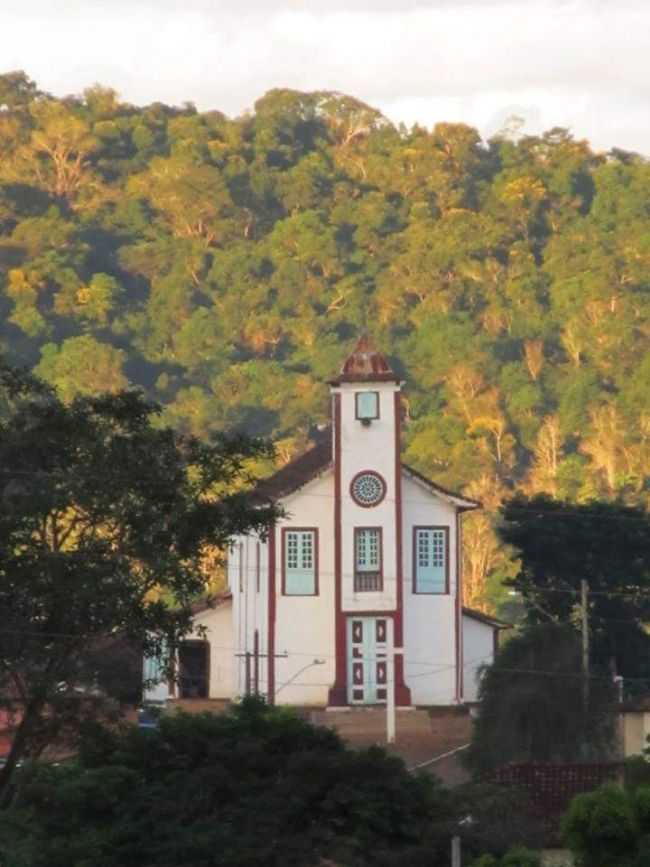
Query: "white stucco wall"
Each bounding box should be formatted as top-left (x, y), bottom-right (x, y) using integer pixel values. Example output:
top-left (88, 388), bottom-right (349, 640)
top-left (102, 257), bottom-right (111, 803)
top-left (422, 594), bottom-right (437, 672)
top-left (273, 471), bottom-right (336, 705)
top-left (621, 710), bottom-right (650, 757)
top-left (462, 614), bottom-right (495, 702)
top-left (191, 599), bottom-right (235, 699)
top-left (230, 532), bottom-right (269, 698)
top-left (143, 598), bottom-right (235, 704)
top-left (402, 473), bottom-right (459, 705)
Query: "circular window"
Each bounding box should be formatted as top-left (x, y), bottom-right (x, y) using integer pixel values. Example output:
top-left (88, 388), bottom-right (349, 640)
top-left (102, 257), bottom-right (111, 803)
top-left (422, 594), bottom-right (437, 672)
top-left (350, 471), bottom-right (386, 507)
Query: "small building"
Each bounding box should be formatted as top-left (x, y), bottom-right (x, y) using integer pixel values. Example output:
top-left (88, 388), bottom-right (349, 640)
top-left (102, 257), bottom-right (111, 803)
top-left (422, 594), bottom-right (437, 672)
top-left (146, 338), bottom-right (505, 708)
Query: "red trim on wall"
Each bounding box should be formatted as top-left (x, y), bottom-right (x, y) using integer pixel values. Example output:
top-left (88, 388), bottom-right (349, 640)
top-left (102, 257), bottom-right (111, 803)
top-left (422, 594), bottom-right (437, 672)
top-left (281, 527), bottom-right (319, 595)
top-left (412, 526), bottom-right (450, 594)
top-left (455, 511), bottom-right (463, 702)
top-left (267, 523), bottom-right (276, 705)
top-left (328, 394), bottom-right (347, 707)
top-left (253, 629), bottom-right (260, 695)
top-left (349, 469), bottom-right (387, 508)
top-left (394, 390), bottom-right (411, 706)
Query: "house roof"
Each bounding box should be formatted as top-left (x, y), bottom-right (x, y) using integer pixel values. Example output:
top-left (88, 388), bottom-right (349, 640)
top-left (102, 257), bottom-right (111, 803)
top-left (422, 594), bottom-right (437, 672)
top-left (251, 434), bottom-right (478, 510)
top-left (329, 335), bottom-right (401, 385)
top-left (253, 438), bottom-right (333, 502)
top-left (191, 592), bottom-right (233, 617)
top-left (402, 464), bottom-right (479, 511)
top-left (462, 606), bottom-right (510, 630)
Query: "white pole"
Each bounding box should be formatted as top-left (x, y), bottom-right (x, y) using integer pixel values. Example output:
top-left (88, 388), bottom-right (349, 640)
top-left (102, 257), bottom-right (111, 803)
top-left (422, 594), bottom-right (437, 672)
top-left (386, 619), bottom-right (404, 745)
top-left (386, 618), bottom-right (396, 744)
top-left (451, 835), bottom-right (461, 867)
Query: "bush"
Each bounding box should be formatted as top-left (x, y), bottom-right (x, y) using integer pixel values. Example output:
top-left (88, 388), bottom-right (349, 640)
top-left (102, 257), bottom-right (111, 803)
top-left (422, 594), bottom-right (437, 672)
top-left (470, 848), bottom-right (541, 867)
top-left (561, 783), bottom-right (650, 867)
top-left (0, 698), bottom-right (457, 867)
top-left (452, 783), bottom-right (546, 858)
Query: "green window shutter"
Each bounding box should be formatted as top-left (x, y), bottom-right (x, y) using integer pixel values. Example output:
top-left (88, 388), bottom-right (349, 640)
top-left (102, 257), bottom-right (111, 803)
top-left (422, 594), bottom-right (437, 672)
top-left (356, 529), bottom-right (380, 571)
top-left (285, 531), bottom-right (316, 594)
top-left (415, 529), bottom-right (447, 593)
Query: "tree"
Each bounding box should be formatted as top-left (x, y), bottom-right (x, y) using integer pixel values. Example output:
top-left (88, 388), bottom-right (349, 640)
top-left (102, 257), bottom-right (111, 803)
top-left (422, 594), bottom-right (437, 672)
top-left (498, 495), bottom-right (650, 680)
top-left (0, 700), bottom-right (456, 867)
top-left (35, 336), bottom-right (128, 401)
top-left (464, 623), bottom-right (617, 774)
top-left (0, 363), bottom-right (277, 803)
top-left (562, 784), bottom-right (650, 867)
top-left (11, 100), bottom-right (99, 202)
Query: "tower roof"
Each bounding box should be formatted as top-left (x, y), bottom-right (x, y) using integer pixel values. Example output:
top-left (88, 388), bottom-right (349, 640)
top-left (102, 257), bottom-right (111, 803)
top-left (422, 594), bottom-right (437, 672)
top-left (329, 336), bottom-right (401, 385)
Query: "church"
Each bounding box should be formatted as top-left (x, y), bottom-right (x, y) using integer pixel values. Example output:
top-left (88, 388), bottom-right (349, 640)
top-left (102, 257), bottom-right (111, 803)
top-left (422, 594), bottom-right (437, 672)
top-left (145, 338), bottom-right (503, 708)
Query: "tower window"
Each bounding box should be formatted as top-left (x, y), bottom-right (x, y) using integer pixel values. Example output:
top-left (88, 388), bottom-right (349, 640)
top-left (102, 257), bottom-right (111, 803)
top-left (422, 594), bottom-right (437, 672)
top-left (355, 391), bottom-right (379, 421)
top-left (354, 527), bottom-right (383, 592)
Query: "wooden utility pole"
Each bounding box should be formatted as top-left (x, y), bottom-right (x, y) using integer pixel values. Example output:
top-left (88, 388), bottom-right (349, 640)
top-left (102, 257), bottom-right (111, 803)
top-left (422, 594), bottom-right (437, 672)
top-left (581, 579), bottom-right (590, 712)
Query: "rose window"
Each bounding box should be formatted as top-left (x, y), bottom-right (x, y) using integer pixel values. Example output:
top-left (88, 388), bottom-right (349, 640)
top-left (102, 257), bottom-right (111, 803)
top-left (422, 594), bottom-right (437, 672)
top-left (350, 472), bottom-right (386, 507)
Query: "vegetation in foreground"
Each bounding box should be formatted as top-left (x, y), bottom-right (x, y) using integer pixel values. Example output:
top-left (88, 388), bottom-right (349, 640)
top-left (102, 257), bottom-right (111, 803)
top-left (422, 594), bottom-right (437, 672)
top-left (0, 699), bottom-right (546, 867)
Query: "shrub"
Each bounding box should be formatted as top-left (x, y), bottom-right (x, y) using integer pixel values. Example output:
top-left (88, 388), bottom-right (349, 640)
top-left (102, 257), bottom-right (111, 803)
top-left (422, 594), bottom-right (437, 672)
top-left (0, 698), bottom-right (457, 867)
top-left (562, 784), bottom-right (640, 867)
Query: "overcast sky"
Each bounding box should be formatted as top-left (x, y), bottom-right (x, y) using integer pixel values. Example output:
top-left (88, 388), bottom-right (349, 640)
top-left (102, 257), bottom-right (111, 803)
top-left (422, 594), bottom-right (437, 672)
top-left (2, 0), bottom-right (650, 154)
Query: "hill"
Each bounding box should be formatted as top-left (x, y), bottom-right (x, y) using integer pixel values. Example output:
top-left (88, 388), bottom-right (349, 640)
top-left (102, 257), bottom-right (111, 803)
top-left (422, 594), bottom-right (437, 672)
top-left (2, 71), bottom-right (650, 613)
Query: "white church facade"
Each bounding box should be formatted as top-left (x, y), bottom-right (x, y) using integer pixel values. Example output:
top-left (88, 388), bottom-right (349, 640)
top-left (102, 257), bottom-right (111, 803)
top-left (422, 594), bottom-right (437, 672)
top-left (146, 339), bottom-right (503, 708)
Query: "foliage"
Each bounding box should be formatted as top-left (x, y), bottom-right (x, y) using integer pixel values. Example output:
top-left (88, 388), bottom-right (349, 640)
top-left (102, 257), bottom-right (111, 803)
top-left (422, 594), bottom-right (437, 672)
top-left (498, 495), bottom-right (650, 679)
top-left (469, 848), bottom-right (541, 867)
top-left (464, 623), bottom-right (618, 774)
top-left (2, 73), bottom-right (650, 612)
top-left (0, 699), bottom-right (458, 867)
top-left (561, 783), bottom-right (650, 867)
top-left (625, 754), bottom-right (650, 791)
top-left (452, 782), bottom-right (546, 857)
top-left (0, 361), bottom-right (277, 802)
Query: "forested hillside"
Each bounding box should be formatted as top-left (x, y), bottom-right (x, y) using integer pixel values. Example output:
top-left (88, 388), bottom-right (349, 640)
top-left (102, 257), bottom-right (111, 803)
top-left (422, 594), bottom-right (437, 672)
top-left (2, 71), bottom-right (650, 613)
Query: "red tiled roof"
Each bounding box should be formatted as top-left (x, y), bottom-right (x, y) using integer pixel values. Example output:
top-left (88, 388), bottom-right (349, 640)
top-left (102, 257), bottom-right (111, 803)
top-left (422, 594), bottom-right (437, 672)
top-left (329, 335), bottom-right (401, 385)
top-left (402, 464), bottom-right (480, 510)
top-left (250, 436), bottom-right (478, 510)
top-left (191, 592), bottom-right (233, 616)
top-left (252, 438), bottom-right (333, 502)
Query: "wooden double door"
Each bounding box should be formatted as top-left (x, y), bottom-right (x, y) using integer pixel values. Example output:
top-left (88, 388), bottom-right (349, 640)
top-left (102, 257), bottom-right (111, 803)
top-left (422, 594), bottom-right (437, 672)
top-left (347, 616), bottom-right (389, 704)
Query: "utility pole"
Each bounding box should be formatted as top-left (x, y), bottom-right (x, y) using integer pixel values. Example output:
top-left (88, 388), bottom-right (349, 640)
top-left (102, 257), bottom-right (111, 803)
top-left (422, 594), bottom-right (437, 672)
top-left (235, 649), bottom-right (288, 702)
top-left (385, 619), bottom-right (403, 744)
top-left (581, 579), bottom-right (590, 713)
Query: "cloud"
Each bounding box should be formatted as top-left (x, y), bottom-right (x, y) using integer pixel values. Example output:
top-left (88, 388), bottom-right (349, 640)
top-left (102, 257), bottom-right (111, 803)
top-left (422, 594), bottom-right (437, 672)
top-left (2, 0), bottom-right (650, 153)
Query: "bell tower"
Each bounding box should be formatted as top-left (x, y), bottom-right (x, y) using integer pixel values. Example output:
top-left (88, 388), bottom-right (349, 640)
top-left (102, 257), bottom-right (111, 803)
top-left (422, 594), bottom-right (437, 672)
top-left (328, 337), bottom-right (411, 706)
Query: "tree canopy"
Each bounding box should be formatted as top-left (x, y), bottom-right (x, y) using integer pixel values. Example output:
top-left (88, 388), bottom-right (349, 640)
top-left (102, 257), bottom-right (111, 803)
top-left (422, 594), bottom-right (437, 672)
top-left (464, 622), bottom-right (618, 774)
top-left (2, 72), bottom-right (650, 611)
top-left (0, 701), bottom-right (457, 867)
top-left (498, 495), bottom-right (650, 680)
top-left (0, 361), bottom-right (276, 802)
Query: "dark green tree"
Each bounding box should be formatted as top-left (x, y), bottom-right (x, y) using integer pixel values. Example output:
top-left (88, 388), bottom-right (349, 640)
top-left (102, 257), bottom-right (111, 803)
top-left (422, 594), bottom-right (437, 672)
top-left (498, 495), bottom-right (650, 680)
top-left (0, 363), bottom-right (276, 803)
top-left (464, 622), bottom-right (617, 774)
top-left (0, 700), bottom-right (456, 867)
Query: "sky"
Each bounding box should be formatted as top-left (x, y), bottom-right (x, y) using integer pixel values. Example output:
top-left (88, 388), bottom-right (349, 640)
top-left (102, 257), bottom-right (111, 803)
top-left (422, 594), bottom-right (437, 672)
top-left (2, 0), bottom-right (650, 154)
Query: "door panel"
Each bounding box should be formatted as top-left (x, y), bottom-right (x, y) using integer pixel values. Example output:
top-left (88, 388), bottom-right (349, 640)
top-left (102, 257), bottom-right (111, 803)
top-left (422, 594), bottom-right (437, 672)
top-left (347, 616), bottom-right (388, 704)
